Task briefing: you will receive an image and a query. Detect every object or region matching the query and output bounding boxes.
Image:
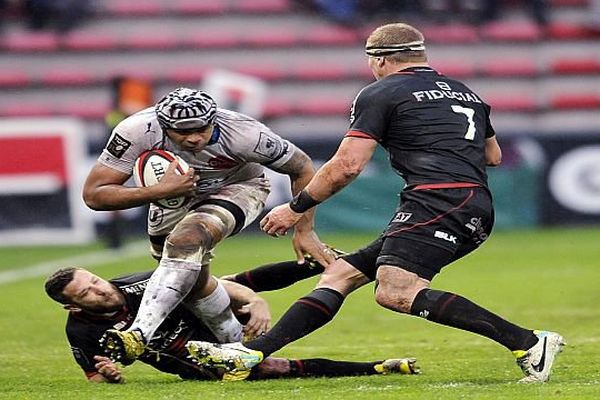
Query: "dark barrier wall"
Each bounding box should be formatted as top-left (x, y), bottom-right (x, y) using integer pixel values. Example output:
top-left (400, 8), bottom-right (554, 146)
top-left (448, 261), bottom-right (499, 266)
top-left (539, 135), bottom-right (600, 225)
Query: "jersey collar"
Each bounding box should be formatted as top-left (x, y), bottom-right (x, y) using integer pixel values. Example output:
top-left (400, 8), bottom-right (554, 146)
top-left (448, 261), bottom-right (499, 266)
top-left (396, 66), bottom-right (438, 74)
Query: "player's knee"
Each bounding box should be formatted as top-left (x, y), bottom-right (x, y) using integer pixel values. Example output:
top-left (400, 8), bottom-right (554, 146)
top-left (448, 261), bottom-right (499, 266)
top-left (374, 284), bottom-right (412, 313)
top-left (165, 210), bottom-right (232, 259)
top-left (375, 267), bottom-right (425, 313)
top-left (165, 229), bottom-right (208, 258)
top-left (316, 259), bottom-right (368, 296)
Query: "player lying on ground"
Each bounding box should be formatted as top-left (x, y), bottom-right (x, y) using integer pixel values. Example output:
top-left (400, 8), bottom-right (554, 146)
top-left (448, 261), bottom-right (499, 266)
top-left (44, 259), bottom-right (418, 383)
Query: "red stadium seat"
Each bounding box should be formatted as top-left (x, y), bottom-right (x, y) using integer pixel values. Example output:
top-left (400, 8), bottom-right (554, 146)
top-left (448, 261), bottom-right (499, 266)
top-left (185, 31), bottom-right (239, 49)
top-left (233, 0), bottom-right (290, 13)
top-left (235, 65), bottom-right (288, 81)
top-left (1, 103), bottom-right (54, 117)
top-left (479, 58), bottom-right (539, 77)
top-left (0, 71), bottom-right (30, 87)
top-left (263, 98), bottom-right (293, 118)
top-left (421, 24), bottom-right (479, 44)
top-left (41, 70), bottom-right (96, 87)
top-left (2, 31), bottom-right (59, 52)
top-left (551, 94), bottom-right (600, 109)
top-left (545, 22), bottom-right (591, 40)
top-left (58, 102), bottom-right (111, 120)
top-left (480, 21), bottom-right (542, 42)
top-left (431, 60), bottom-right (476, 78)
top-left (294, 97), bottom-right (349, 116)
top-left (486, 95), bottom-right (538, 112)
top-left (304, 26), bottom-right (360, 46)
top-left (123, 31), bottom-right (179, 50)
top-left (551, 58), bottom-right (600, 75)
top-left (242, 31), bottom-right (299, 47)
top-left (104, 0), bottom-right (163, 16)
top-left (61, 32), bottom-right (120, 51)
top-left (171, 0), bottom-right (227, 15)
top-left (292, 63), bottom-right (348, 81)
top-left (165, 67), bottom-right (210, 84)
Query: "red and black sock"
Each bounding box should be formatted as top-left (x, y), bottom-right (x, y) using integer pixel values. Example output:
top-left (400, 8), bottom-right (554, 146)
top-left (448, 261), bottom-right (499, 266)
top-left (410, 289), bottom-right (538, 351)
top-left (228, 260), bottom-right (324, 292)
top-left (245, 288), bottom-right (345, 357)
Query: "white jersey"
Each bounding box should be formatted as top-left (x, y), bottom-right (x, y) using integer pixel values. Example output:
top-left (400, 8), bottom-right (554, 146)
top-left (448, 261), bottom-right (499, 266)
top-left (99, 107), bottom-right (297, 194)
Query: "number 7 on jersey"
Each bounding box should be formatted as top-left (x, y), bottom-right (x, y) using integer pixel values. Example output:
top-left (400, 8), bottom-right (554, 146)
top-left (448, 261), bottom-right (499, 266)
top-left (451, 105), bottom-right (476, 141)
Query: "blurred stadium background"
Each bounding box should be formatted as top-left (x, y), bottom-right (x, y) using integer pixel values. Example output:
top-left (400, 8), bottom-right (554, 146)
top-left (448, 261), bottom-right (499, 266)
top-left (1, 2), bottom-right (600, 397)
top-left (1, 0), bottom-right (599, 247)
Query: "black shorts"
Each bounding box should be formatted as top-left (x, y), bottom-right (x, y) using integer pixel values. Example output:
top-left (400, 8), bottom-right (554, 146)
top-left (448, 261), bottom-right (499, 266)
top-left (343, 186), bottom-right (494, 281)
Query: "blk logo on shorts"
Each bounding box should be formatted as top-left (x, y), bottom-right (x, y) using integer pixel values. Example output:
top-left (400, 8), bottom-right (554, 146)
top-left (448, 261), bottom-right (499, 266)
top-left (393, 212), bottom-right (412, 223)
top-left (434, 230), bottom-right (457, 244)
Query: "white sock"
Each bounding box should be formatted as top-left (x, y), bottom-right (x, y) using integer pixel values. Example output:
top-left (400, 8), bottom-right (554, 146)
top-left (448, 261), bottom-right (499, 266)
top-left (184, 280), bottom-right (243, 343)
top-left (129, 257), bottom-right (201, 342)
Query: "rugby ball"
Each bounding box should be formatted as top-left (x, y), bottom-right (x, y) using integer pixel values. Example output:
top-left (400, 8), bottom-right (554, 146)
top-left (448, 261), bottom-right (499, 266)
top-left (133, 150), bottom-right (190, 209)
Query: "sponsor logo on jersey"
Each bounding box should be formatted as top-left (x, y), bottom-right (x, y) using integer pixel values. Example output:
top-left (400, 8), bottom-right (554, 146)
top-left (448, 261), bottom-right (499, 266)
top-left (106, 133), bottom-right (131, 158)
top-left (121, 281), bottom-right (148, 295)
top-left (434, 230), bottom-right (457, 244)
top-left (412, 89), bottom-right (482, 104)
top-left (393, 212), bottom-right (413, 223)
top-left (254, 131), bottom-right (284, 159)
top-left (208, 155), bottom-right (238, 169)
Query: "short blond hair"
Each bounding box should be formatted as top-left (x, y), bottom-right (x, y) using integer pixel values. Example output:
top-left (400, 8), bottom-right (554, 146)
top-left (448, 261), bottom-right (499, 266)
top-left (366, 23), bottom-right (427, 63)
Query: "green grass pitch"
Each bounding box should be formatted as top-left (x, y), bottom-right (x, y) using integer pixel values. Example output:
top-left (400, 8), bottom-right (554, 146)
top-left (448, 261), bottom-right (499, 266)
top-left (1, 227), bottom-right (599, 399)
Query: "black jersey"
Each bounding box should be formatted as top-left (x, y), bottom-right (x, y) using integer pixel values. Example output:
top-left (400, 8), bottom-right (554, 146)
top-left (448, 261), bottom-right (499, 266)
top-left (348, 66), bottom-right (495, 188)
top-left (66, 271), bottom-right (220, 380)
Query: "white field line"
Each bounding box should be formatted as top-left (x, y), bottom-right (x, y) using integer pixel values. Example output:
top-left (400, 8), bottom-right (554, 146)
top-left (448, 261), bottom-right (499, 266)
top-left (0, 241), bottom-right (149, 285)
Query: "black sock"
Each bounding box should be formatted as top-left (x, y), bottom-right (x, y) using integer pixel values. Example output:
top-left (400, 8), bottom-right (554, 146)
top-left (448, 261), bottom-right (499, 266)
top-left (245, 288), bottom-right (345, 357)
top-left (287, 358), bottom-right (380, 377)
top-left (229, 260), bottom-right (324, 292)
top-left (410, 289), bottom-right (538, 351)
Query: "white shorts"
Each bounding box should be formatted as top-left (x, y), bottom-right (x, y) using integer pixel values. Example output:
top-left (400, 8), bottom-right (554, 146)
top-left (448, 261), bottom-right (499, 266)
top-left (147, 176), bottom-right (271, 238)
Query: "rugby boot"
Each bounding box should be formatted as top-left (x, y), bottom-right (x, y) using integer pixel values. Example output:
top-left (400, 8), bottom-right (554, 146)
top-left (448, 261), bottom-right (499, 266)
top-left (100, 329), bottom-right (146, 365)
top-left (513, 330), bottom-right (566, 383)
top-left (374, 357), bottom-right (421, 375)
top-left (186, 341), bottom-right (263, 381)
